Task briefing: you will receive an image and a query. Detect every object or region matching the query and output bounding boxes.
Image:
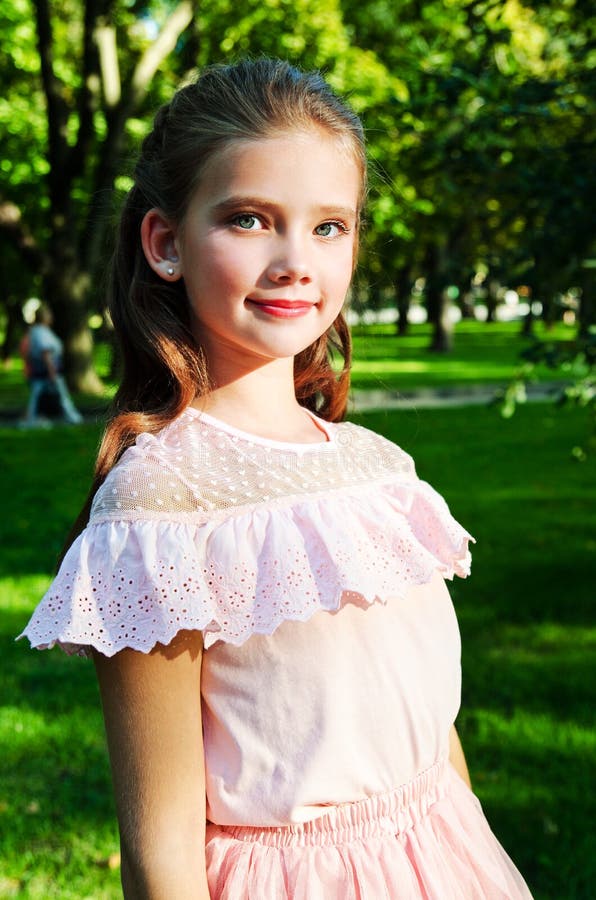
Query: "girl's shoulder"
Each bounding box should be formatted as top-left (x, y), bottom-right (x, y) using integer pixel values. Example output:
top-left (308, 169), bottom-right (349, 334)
top-left (90, 415), bottom-right (199, 521)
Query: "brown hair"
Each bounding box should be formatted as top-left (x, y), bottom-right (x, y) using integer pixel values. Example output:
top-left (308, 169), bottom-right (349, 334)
top-left (70, 58), bottom-right (366, 544)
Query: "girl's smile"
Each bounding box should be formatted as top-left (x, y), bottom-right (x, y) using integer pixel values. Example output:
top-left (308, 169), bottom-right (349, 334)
top-left (244, 298), bottom-right (315, 318)
top-left (167, 129), bottom-right (360, 382)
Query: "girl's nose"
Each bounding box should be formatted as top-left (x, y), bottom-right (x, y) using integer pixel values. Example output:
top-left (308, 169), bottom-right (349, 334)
top-left (266, 241), bottom-right (312, 284)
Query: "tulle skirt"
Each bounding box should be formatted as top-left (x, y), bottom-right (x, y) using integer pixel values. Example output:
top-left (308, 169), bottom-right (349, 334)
top-left (205, 759), bottom-right (532, 899)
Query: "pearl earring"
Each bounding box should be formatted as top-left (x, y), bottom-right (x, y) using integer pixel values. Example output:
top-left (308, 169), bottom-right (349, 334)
top-left (166, 266), bottom-right (175, 276)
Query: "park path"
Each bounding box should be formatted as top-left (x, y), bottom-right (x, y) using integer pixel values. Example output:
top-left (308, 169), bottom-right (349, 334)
top-left (349, 381), bottom-right (565, 412)
top-left (0, 381), bottom-right (566, 424)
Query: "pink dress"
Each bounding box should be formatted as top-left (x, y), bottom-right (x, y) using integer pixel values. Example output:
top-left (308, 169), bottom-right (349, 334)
top-left (20, 409), bottom-right (532, 899)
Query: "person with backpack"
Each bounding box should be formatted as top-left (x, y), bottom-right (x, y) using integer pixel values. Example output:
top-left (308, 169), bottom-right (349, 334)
top-left (22, 303), bottom-right (83, 426)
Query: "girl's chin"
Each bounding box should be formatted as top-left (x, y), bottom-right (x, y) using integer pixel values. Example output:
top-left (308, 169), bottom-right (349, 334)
top-left (201, 338), bottom-right (320, 370)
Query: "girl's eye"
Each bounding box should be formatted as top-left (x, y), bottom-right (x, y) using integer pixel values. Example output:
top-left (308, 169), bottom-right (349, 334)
top-left (232, 214), bottom-right (262, 231)
top-left (315, 221), bottom-right (347, 238)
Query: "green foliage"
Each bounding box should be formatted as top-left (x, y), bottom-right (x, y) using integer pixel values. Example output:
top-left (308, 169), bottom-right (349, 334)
top-left (500, 333), bottom-right (595, 457)
top-left (337, 0), bottom-right (596, 306)
top-left (0, 0), bottom-right (47, 228)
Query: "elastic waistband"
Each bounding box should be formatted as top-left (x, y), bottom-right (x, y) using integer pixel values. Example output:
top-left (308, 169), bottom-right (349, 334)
top-left (223, 757), bottom-right (449, 848)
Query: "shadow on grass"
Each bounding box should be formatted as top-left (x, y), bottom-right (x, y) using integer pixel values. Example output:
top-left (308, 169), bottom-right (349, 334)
top-left (466, 726), bottom-right (595, 900)
top-left (0, 424), bottom-right (101, 579)
top-left (457, 551), bottom-right (594, 627)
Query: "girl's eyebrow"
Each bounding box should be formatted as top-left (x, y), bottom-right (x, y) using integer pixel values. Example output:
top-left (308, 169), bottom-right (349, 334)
top-left (317, 204), bottom-right (358, 221)
top-left (211, 195), bottom-right (357, 221)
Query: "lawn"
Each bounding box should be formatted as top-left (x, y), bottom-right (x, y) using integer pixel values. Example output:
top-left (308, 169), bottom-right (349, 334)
top-left (349, 319), bottom-right (577, 392)
top-left (0, 319), bottom-right (576, 418)
top-left (1, 402), bottom-right (594, 898)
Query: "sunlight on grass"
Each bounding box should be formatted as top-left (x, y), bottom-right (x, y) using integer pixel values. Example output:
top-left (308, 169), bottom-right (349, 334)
top-left (347, 320), bottom-right (577, 391)
top-left (495, 622), bottom-right (596, 655)
top-left (1, 669), bottom-right (120, 898)
top-left (350, 357), bottom-right (521, 379)
top-left (2, 704), bottom-right (49, 734)
top-left (0, 576), bottom-right (53, 612)
top-left (351, 359), bottom-right (429, 374)
top-left (458, 705), bottom-right (594, 897)
top-left (470, 708), bottom-right (595, 758)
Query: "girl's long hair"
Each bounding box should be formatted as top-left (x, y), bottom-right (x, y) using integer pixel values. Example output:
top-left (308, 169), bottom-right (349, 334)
top-left (67, 59), bottom-right (366, 549)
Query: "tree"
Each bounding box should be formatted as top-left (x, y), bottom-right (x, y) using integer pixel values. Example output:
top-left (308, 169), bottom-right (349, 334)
top-left (1, 0), bottom-right (196, 391)
top-left (2, 0), bottom-right (593, 385)
top-left (339, 0), bottom-right (596, 347)
top-left (1, 0), bottom-right (400, 388)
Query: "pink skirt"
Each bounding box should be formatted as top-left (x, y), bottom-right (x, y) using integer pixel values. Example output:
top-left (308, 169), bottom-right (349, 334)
top-left (205, 759), bottom-right (532, 899)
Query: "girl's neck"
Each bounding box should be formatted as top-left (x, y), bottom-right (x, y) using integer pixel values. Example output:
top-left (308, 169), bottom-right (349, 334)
top-left (191, 360), bottom-right (328, 444)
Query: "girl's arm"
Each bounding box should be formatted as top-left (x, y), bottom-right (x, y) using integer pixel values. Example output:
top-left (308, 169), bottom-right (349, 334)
top-left (93, 629), bottom-right (210, 900)
top-left (449, 724), bottom-right (472, 789)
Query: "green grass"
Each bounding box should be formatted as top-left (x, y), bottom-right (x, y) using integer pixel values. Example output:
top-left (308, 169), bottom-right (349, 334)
top-left (349, 319), bottom-right (576, 392)
top-left (0, 427), bottom-right (118, 899)
top-left (1, 404), bottom-right (594, 898)
top-left (0, 320), bottom-right (576, 417)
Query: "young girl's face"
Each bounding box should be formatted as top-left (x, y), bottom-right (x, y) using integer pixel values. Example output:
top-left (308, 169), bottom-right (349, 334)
top-left (173, 128), bottom-right (360, 380)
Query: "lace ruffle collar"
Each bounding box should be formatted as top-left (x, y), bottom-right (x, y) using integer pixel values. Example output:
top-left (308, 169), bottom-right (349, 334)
top-left (19, 411), bottom-right (474, 655)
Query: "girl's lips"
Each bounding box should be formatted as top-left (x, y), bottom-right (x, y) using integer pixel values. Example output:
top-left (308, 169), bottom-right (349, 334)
top-left (246, 299), bottom-right (315, 318)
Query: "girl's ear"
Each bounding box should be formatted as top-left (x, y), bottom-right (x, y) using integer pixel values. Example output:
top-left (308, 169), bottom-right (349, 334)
top-left (140, 209), bottom-right (182, 281)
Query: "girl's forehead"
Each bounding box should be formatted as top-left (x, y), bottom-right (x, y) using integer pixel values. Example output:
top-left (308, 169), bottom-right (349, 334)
top-left (200, 127), bottom-right (362, 186)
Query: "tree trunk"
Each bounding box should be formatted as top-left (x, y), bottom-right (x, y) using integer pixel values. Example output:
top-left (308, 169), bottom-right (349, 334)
top-left (520, 284), bottom-right (534, 338)
top-left (425, 244), bottom-right (453, 352)
top-left (459, 289), bottom-right (475, 319)
top-left (577, 268), bottom-right (594, 339)
top-left (428, 288), bottom-right (453, 352)
top-left (541, 292), bottom-right (556, 330)
top-left (486, 279), bottom-right (499, 323)
top-left (521, 306), bottom-right (534, 338)
top-left (28, 0), bottom-right (196, 393)
top-left (0, 295), bottom-right (24, 362)
top-left (45, 226), bottom-right (103, 393)
top-left (395, 264), bottom-right (412, 336)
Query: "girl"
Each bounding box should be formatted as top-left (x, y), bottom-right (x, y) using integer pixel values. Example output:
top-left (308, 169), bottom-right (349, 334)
top-left (20, 59), bottom-right (532, 899)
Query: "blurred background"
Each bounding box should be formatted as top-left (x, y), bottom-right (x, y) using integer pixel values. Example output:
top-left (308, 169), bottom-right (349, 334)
top-left (1, 0), bottom-right (595, 396)
top-left (1, 1), bottom-right (594, 897)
